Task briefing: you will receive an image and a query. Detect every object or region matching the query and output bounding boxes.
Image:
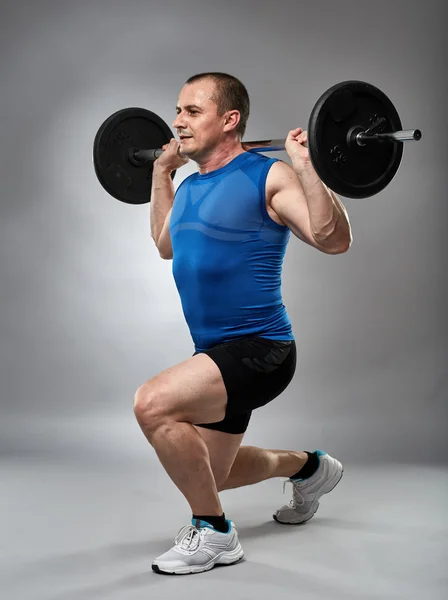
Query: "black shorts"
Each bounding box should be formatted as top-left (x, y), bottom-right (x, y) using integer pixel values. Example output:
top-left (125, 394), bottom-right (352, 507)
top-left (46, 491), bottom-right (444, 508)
top-left (193, 336), bottom-right (296, 434)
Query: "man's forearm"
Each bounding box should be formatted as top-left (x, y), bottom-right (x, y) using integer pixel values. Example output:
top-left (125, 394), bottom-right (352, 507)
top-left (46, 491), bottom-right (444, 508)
top-left (150, 165), bottom-right (175, 243)
top-left (295, 166), bottom-right (352, 251)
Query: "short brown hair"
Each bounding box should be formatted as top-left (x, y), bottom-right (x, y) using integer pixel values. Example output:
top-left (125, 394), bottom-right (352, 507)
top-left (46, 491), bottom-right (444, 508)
top-left (185, 72), bottom-right (250, 138)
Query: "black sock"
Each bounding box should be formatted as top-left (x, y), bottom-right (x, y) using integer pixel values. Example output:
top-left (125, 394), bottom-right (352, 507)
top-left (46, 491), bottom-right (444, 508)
top-left (290, 451), bottom-right (320, 480)
top-left (192, 513), bottom-right (229, 533)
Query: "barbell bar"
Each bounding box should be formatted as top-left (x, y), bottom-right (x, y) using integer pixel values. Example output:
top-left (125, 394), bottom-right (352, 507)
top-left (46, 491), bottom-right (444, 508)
top-left (131, 129), bottom-right (422, 164)
top-left (131, 138), bottom-right (288, 163)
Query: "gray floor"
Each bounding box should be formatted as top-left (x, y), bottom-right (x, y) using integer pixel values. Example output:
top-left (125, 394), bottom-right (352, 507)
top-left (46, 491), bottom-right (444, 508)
top-left (1, 453), bottom-right (447, 600)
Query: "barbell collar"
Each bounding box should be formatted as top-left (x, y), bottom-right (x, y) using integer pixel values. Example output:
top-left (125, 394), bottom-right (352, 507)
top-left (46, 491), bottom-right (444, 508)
top-left (356, 129), bottom-right (422, 145)
top-left (132, 148), bottom-right (163, 164)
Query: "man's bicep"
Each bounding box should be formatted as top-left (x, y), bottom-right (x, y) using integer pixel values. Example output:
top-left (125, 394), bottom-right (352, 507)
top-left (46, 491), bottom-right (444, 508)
top-left (267, 162), bottom-right (324, 251)
top-left (157, 208), bottom-right (173, 259)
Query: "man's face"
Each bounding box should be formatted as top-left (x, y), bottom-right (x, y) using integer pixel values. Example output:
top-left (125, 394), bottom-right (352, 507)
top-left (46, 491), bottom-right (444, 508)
top-left (173, 79), bottom-right (226, 158)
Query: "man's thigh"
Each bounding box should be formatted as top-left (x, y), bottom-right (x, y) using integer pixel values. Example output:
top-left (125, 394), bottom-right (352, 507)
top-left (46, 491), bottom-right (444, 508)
top-left (136, 353), bottom-right (228, 425)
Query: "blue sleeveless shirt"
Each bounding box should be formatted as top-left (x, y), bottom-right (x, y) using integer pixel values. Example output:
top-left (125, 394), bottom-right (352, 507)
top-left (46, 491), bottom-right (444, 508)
top-left (169, 152), bottom-right (294, 352)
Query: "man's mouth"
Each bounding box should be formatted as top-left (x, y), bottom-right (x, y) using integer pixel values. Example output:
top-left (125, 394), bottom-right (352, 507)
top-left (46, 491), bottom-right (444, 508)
top-left (179, 135), bottom-right (192, 141)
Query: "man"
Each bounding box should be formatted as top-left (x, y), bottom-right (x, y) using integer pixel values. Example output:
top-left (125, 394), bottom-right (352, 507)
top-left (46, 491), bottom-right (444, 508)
top-left (133, 72), bottom-right (352, 575)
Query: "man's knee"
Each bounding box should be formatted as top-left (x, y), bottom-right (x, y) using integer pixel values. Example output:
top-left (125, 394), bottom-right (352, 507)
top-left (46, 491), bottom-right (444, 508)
top-left (133, 382), bottom-right (167, 431)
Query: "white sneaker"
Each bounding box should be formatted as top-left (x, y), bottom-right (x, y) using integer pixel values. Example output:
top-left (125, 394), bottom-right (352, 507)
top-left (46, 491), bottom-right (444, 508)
top-left (152, 519), bottom-right (244, 575)
top-left (273, 450), bottom-right (343, 524)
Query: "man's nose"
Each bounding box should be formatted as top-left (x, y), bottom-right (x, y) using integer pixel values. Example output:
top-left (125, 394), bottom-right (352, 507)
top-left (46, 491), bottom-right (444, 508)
top-left (173, 114), bottom-right (186, 129)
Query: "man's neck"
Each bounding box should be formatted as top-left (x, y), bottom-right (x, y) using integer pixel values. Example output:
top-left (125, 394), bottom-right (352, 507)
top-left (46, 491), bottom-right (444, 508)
top-left (196, 142), bottom-right (245, 175)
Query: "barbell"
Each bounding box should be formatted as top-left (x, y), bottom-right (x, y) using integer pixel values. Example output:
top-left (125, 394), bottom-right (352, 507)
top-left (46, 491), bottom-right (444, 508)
top-left (93, 80), bottom-right (422, 204)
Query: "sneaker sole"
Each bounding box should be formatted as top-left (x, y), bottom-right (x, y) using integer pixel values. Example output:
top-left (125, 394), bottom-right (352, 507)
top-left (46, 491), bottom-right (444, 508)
top-left (152, 544), bottom-right (244, 575)
top-left (273, 465), bottom-right (344, 525)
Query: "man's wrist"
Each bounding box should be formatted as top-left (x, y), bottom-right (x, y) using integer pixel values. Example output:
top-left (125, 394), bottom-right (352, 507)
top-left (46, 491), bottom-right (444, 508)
top-left (153, 162), bottom-right (175, 176)
top-left (292, 158), bottom-right (317, 179)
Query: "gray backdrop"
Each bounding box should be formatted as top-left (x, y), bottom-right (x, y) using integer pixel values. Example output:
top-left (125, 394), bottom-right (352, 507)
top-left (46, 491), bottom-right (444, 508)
top-left (1, 0), bottom-right (446, 466)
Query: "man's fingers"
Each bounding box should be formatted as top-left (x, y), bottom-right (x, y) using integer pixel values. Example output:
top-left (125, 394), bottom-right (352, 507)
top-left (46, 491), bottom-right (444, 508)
top-left (287, 128), bottom-right (308, 145)
top-left (287, 127), bottom-right (303, 139)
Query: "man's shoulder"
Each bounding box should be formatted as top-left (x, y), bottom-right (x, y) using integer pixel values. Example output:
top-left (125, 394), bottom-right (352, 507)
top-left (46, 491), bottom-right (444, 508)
top-left (175, 171), bottom-right (198, 194)
top-left (265, 159), bottom-right (296, 193)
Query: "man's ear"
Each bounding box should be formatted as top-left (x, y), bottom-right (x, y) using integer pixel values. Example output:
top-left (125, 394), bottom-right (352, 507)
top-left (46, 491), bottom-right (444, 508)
top-left (223, 110), bottom-right (241, 133)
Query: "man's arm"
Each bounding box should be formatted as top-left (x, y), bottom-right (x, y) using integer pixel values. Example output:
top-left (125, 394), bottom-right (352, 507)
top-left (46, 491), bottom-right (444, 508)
top-left (150, 164), bottom-right (174, 259)
top-left (156, 208), bottom-right (173, 260)
top-left (150, 139), bottom-right (189, 260)
top-left (268, 128), bottom-right (352, 254)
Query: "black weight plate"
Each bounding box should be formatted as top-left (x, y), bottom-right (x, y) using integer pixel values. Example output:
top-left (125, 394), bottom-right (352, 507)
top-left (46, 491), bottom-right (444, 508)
top-left (93, 107), bottom-right (175, 204)
top-left (308, 81), bottom-right (403, 198)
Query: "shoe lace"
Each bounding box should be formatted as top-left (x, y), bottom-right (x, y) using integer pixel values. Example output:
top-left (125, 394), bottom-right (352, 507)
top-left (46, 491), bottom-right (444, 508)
top-left (174, 525), bottom-right (202, 551)
top-left (281, 478), bottom-right (305, 508)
